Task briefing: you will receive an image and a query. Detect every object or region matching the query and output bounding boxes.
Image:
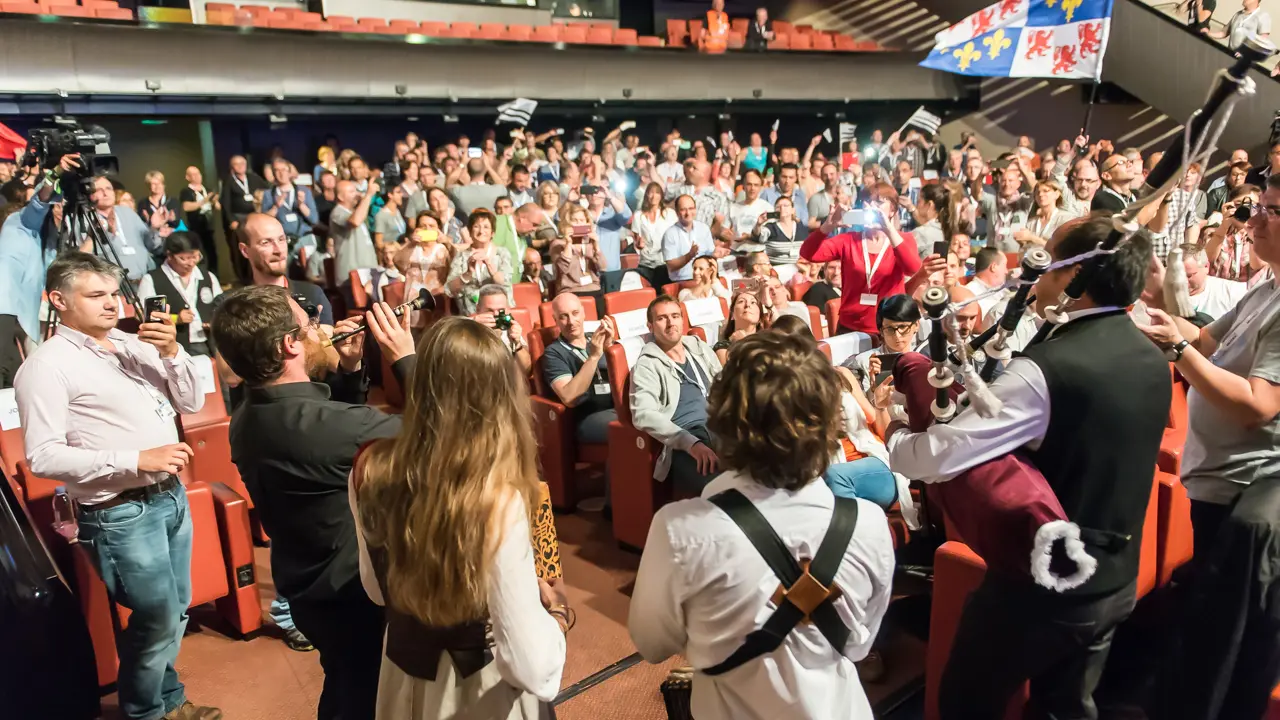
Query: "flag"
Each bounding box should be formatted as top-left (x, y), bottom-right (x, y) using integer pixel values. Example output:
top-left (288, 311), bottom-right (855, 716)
top-left (496, 98), bottom-right (538, 126)
top-left (900, 106), bottom-right (943, 137)
top-left (920, 0), bottom-right (1113, 80)
top-left (839, 122), bottom-right (858, 146)
top-left (0, 122), bottom-right (27, 162)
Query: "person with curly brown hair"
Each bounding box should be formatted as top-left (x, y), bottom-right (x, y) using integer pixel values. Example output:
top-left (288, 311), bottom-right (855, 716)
top-left (629, 330), bottom-right (895, 720)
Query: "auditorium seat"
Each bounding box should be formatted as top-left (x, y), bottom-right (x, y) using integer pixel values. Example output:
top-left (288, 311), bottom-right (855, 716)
top-left (728, 31), bottom-right (745, 50)
top-left (539, 298), bottom-right (597, 336)
top-left (419, 19), bottom-right (448, 36)
top-left (772, 20), bottom-right (794, 36)
top-left (812, 32), bottom-right (835, 51)
top-left (820, 331), bottom-right (873, 367)
top-left (795, 24), bottom-right (815, 35)
top-left (665, 18), bottom-right (687, 47)
top-left (768, 33), bottom-right (790, 49)
top-left (1005, 251), bottom-right (1021, 269)
top-left (603, 287), bottom-right (656, 316)
top-left (348, 269), bottom-right (370, 317)
top-left (730, 17), bottom-right (748, 34)
top-left (1, 2), bottom-right (41, 13)
top-left (605, 333), bottom-right (663, 550)
top-left (450, 21), bottom-right (478, 37)
top-left (826, 297), bottom-right (844, 336)
top-left (586, 26), bottom-right (613, 45)
top-left (476, 22), bottom-right (506, 40)
top-left (835, 34), bottom-right (858, 51)
top-left (387, 18), bottom-right (417, 32)
top-left (791, 279), bottom-right (811, 302)
top-left (530, 23), bottom-right (561, 42)
top-left (560, 23), bottom-right (588, 44)
top-left (529, 327), bottom-right (608, 511)
top-left (688, 20), bottom-right (703, 46)
top-left (506, 23), bottom-right (532, 41)
top-left (1159, 367), bottom-right (1188, 475)
top-left (356, 16), bottom-right (386, 29)
top-left (790, 33), bottom-right (813, 51)
top-left (1155, 469), bottom-right (1194, 587)
top-left (637, 35), bottom-right (664, 47)
top-left (47, 4), bottom-right (94, 16)
top-left (680, 296), bottom-right (728, 346)
top-left (512, 282), bottom-right (544, 323)
top-left (613, 28), bottom-right (637, 45)
top-left (619, 253), bottom-right (641, 270)
top-left (239, 3), bottom-right (269, 16)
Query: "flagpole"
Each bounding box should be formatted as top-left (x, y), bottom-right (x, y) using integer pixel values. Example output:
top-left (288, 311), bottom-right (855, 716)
top-left (1081, 82), bottom-right (1100, 136)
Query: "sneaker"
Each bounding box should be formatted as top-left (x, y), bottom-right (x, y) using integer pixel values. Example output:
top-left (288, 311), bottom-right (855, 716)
top-left (163, 701), bottom-right (223, 720)
top-left (282, 626), bottom-right (315, 652)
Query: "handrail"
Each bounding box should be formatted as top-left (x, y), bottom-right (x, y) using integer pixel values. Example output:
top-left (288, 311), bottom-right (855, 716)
top-left (1126, 0), bottom-right (1279, 80)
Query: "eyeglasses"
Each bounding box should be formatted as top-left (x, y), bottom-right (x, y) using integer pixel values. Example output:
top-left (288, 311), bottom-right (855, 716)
top-left (881, 322), bottom-right (917, 337)
top-left (292, 293), bottom-right (321, 327)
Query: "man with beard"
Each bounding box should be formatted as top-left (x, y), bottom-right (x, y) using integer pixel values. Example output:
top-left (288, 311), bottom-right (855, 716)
top-left (212, 285), bottom-right (416, 720)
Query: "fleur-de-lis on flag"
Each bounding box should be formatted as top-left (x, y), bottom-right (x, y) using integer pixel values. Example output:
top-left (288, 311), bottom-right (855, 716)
top-left (983, 28), bottom-right (1012, 59)
top-left (953, 41), bottom-right (983, 71)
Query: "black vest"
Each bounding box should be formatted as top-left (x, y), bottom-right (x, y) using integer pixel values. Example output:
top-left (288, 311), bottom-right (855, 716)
top-left (1019, 311), bottom-right (1171, 597)
top-left (146, 267), bottom-right (217, 353)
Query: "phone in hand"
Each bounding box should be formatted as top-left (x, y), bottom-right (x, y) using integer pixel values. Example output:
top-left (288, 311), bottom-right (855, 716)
top-left (934, 239), bottom-right (950, 257)
top-left (571, 224), bottom-right (592, 239)
top-left (467, 147), bottom-right (483, 159)
top-left (870, 352), bottom-right (903, 390)
top-left (841, 209), bottom-right (864, 228)
top-left (765, 211), bottom-right (781, 221)
top-left (142, 296), bottom-right (169, 324)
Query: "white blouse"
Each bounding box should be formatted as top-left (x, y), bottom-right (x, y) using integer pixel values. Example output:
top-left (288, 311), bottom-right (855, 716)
top-left (633, 208), bottom-right (678, 269)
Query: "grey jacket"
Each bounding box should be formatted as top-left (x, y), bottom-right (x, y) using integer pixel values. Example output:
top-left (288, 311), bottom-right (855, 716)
top-left (628, 335), bottom-right (722, 481)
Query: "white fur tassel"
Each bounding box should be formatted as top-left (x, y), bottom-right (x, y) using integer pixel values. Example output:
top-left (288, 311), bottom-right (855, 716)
top-left (1031, 520), bottom-right (1099, 593)
top-left (1163, 246), bottom-right (1197, 318)
top-left (958, 361), bottom-right (1003, 418)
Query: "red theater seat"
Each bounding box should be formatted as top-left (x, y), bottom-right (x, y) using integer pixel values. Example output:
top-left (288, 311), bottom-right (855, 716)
top-left (813, 32), bottom-right (835, 51)
top-left (1, 2), bottom-right (41, 12)
top-left (529, 328), bottom-right (608, 511)
top-left (1159, 368), bottom-right (1188, 475)
top-left (604, 287), bottom-right (657, 316)
top-left (614, 28), bottom-right (637, 45)
top-left (239, 3), bottom-right (270, 15)
top-left (348, 270), bottom-right (370, 316)
top-left (1156, 469), bottom-right (1194, 587)
top-left (637, 35), bottom-right (664, 47)
top-left (586, 27), bottom-right (613, 44)
top-left (530, 23), bottom-right (561, 42)
top-left (790, 33), bottom-right (814, 50)
top-left (450, 21), bottom-right (478, 36)
top-left (419, 20), bottom-right (448, 36)
top-left (560, 24), bottom-right (588, 44)
top-left (730, 17), bottom-right (748, 34)
top-left (665, 18), bottom-right (687, 46)
top-left (476, 22), bottom-right (506, 40)
top-left (768, 34), bottom-right (790, 50)
top-left (356, 16), bottom-right (386, 28)
top-left (513, 282), bottom-right (544, 322)
top-left (388, 18), bottom-right (417, 32)
top-left (773, 20), bottom-right (794, 35)
top-left (835, 34), bottom-right (858, 51)
top-left (506, 23), bottom-right (532, 41)
top-left (606, 341), bottom-right (664, 550)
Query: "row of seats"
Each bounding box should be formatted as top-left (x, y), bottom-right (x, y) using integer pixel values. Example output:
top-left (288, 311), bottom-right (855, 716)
top-left (0, 0), bottom-right (132, 20)
top-left (0, 356), bottom-right (263, 690)
top-left (665, 17), bottom-right (883, 52)
top-left (204, 5), bottom-right (665, 46)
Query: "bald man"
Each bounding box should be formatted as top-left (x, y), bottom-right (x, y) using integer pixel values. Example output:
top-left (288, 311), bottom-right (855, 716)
top-left (949, 284), bottom-right (982, 343)
top-left (542, 293), bottom-right (619, 504)
top-left (180, 165), bottom-right (219, 271)
top-left (237, 213), bottom-right (332, 326)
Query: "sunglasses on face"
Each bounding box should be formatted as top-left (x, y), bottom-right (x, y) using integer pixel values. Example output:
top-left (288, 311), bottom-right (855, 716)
top-left (293, 293), bottom-right (321, 326)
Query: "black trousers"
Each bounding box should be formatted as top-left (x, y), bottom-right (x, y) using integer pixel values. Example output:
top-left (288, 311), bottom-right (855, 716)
top-left (667, 425), bottom-right (720, 497)
top-left (0, 314), bottom-right (26, 390)
top-left (1174, 481), bottom-right (1280, 720)
top-left (289, 589), bottom-right (386, 720)
top-left (939, 574), bottom-right (1138, 720)
top-left (635, 265), bottom-right (671, 293)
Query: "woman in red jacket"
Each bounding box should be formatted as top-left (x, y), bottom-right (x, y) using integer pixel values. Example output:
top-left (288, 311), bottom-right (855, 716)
top-left (801, 183), bottom-right (942, 335)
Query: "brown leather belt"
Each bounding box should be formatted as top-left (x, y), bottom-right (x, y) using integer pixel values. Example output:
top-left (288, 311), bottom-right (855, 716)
top-left (82, 475), bottom-right (181, 512)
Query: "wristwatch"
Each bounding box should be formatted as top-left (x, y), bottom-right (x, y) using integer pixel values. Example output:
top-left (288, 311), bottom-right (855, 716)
top-left (1164, 339), bottom-right (1190, 362)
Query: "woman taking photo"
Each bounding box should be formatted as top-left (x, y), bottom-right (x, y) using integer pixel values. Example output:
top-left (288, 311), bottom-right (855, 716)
top-left (713, 289), bottom-right (767, 364)
top-left (398, 210), bottom-right (454, 329)
top-left (760, 196), bottom-right (803, 265)
top-left (423, 187), bottom-right (469, 246)
top-left (352, 317), bottom-right (568, 720)
top-left (800, 184), bottom-right (935, 336)
top-left (1014, 177), bottom-right (1069, 250)
top-left (552, 203), bottom-right (605, 313)
top-left (632, 182), bottom-right (678, 288)
top-left (678, 256), bottom-right (732, 302)
top-left (446, 209), bottom-right (513, 316)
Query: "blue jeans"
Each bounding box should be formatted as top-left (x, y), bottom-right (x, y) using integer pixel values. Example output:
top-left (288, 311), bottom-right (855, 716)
top-left (823, 457), bottom-right (898, 509)
top-left (77, 484), bottom-right (192, 720)
top-left (270, 594), bottom-right (296, 633)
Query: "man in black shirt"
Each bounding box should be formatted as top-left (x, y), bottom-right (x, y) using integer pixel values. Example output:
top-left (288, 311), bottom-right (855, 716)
top-left (802, 261), bottom-right (841, 310)
top-left (178, 166), bottom-right (220, 273)
top-left (542, 292), bottom-right (617, 450)
top-left (1092, 153), bottom-right (1138, 214)
top-left (213, 286), bottom-right (415, 720)
top-left (743, 7), bottom-right (774, 50)
top-left (220, 155), bottom-right (268, 283)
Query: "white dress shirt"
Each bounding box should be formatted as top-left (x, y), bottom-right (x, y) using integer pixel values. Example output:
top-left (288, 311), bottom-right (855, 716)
top-left (14, 324), bottom-right (204, 503)
top-left (137, 264), bottom-right (223, 345)
top-left (629, 470), bottom-right (895, 720)
top-left (886, 307), bottom-right (1117, 484)
top-left (662, 221), bottom-right (717, 282)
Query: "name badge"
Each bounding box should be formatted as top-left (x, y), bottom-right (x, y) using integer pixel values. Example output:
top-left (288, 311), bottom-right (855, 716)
top-left (593, 382), bottom-right (611, 395)
top-left (120, 244), bottom-right (137, 256)
top-left (146, 386), bottom-right (176, 420)
top-left (579, 275), bottom-right (593, 286)
top-left (859, 293), bottom-right (877, 307)
top-left (285, 213), bottom-right (298, 223)
top-left (243, 193), bottom-right (254, 202)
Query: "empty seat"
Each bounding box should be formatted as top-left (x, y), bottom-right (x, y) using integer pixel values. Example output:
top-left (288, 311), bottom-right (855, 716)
top-left (450, 21), bottom-right (478, 35)
top-left (560, 23), bottom-right (588, 43)
top-left (665, 18), bottom-right (687, 46)
top-left (46, 5), bottom-right (94, 17)
top-left (419, 20), bottom-right (448, 35)
top-left (790, 33), bottom-right (813, 50)
top-left (795, 24), bottom-right (816, 34)
top-left (0, 1), bottom-right (41, 13)
top-left (772, 20), bottom-right (793, 35)
top-left (586, 26), bottom-right (613, 44)
top-left (96, 6), bottom-right (132, 18)
top-left (614, 28), bottom-right (637, 45)
top-left (205, 2), bottom-right (235, 11)
top-left (835, 34), bottom-right (858, 51)
top-left (239, 3), bottom-right (270, 15)
top-left (506, 23), bottom-right (532, 41)
top-left (476, 22), bottom-right (506, 39)
top-left (768, 34), bottom-right (790, 50)
top-left (530, 23), bottom-right (561, 42)
top-left (388, 18), bottom-right (417, 31)
top-left (813, 32), bottom-right (835, 50)
top-left (357, 16), bottom-right (386, 27)
top-left (587, 20), bottom-right (612, 30)
top-left (728, 31), bottom-right (744, 49)
top-left (512, 283), bottom-right (544, 321)
top-left (637, 35), bottom-right (663, 47)
top-left (730, 17), bottom-right (748, 34)
top-left (80, 0), bottom-right (118, 8)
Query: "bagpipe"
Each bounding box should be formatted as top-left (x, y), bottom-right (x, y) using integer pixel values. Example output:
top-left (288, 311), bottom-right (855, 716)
top-left (890, 36), bottom-right (1276, 591)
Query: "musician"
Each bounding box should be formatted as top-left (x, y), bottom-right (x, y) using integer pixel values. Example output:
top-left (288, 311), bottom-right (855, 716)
top-left (886, 215), bottom-right (1170, 719)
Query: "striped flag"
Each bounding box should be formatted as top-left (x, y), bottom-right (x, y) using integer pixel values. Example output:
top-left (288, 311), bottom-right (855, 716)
top-left (496, 98), bottom-right (538, 126)
top-left (839, 122), bottom-right (858, 146)
top-left (899, 106), bottom-right (943, 137)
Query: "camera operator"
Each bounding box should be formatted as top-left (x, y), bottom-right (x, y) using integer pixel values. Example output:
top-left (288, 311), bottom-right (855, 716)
top-left (88, 173), bottom-right (172, 285)
top-left (260, 156), bottom-right (319, 277)
top-left (470, 283), bottom-right (532, 376)
top-left (0, 153), bottom-right (77, 387)
top-left (213, 287), bottom-right (417, 720)
top-left (1205, 183), bottom-right (1264, 283)
top-left (14, 251), bottom-right (218, 720)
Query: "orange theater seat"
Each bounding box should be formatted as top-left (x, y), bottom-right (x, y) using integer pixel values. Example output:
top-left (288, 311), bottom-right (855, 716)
top-left (349, 269), bottom-right (370, 316)
top-left (813, 32), bottom-right (835, 51)
top-left (773, 20), bottom-right (794, 35)
top-left (620, 254), bottom-right (640, 270)
top-left (1159, 367), bottom-right (1188, 475)
top-left (586, 27), bottom-right (613, 44)
top-left (730, 17), bottom-right (748, 34)
top-left (665, 18), bottom-right (688, 47)
top-left (530, 23), bottom-right (561, 42)
top-left (1155, 469), bottom-right (1194, 587)
top-left (512, 282), bottom-right (544, 321)
top-left (204, 2), bottom-right (234, 11)
top-left (604, 287), bottom-right (657, 316)
top-left (476, 22), bottom-right (506, 40)
top-left (239, 3), bottom-right (270, 15)
top-left (835, 34), bottom-right (858, 51)
top-left (450, 21), bottom-right (478, 37)
top-left (637, 35), bottom-right (664, 47)
top-left (728, 31), bottom-right (745, 49)
top-left (790, 33), bottom-right (814, 50)
top-left (47, 4), bottom-right (94, 16)
top-left (605, 341), bottom-right (664, 550)
top-left (1, 2), bottom-right (41, 12)
top-left (506, 23), bottom-right (532, 41)
top-left (356, 16), bottom-right (387, 29)
top-left (560, 23), bottom-right (588, 44)
top-left (614, 28), bottom-right (638, 45)
top-left (419, 20), bottom-right (448, 36)
top-left (387, 18), bottom-right (417, 32)
top-left (768, 34), bottom-right (790, 50)
top-left (80, 0), bottom-right (119, 8)
top-left (795, 24), bottom-right (815, 35)
top-left (826, 298), bottom-right (843, 336)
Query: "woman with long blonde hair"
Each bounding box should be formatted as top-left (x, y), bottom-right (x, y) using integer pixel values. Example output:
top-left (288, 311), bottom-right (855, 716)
top-left (352, 317), bottom-right (567, 719)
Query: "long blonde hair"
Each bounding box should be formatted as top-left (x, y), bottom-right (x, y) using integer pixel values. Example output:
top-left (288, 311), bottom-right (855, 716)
top-left (357, 317), bottom-right (540, 626)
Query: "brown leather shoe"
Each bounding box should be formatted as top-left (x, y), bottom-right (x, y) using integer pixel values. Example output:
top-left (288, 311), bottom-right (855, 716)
top-left (163, 701), bottom-right (223, 720)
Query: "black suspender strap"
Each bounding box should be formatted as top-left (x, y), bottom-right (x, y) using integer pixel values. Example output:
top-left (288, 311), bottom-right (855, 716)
top-left (701, 489), bottom-right (859, 676)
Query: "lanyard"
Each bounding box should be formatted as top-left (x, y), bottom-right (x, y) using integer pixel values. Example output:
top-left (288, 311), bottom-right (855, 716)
top-left (233, 175), bottom-right (250, 195)
top-left (279, 187), bottom-right (294, 209)
top-left (673, 354), bottom-right (709, 397)
top-left (861, 236), bottom-right (888, 289)
top-left (1216, 281), bottom-right (1280, 353)
top-left (560, 339), bottom-right (604, 382)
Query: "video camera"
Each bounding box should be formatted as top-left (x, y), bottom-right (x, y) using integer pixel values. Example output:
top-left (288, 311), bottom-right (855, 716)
top-left (23, 116), bottom-right (119, 180)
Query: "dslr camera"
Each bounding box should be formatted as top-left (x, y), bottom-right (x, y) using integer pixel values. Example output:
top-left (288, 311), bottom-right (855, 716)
top-left (494, 309), bottom-right (514, 331)
top-left (24, 116), bottom-right (119, 179)
top-left (1234, 196), bottom-right (1255, 223)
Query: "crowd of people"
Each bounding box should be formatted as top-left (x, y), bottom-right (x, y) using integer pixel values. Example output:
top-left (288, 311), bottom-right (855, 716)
top-left (1, 104), bottom-right (1278, 720)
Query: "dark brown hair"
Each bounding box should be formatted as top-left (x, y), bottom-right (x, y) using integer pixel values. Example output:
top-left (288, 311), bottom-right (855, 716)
top-left (467, 207), bottom-right (496, 233)
top-left (769, 313), bottom-right (813, 341)
top-left (707, 332), bottom-right (841, 491)
top-left (211, 284), bottom-right (297, 386)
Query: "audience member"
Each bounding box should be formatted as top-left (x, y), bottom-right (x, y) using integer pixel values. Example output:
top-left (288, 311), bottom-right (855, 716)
top-left (743, 6), bottom-right (774, 50)
top-left (1017, 177), bottom-right (1070, 249)
top-left (729, 169), bottom-right (772, 250)
top-left (678, 255), bottom-right (732, 302)
top-left (1183, 243), bottom-right (1247, 319)
top-left (583, 184), bottom-right (633, 292)
top-left (469, 283), bottom-right (532, 376)
top-left (633, 181), bottom-right (678, 288)
top-left (331, 179), bottom-right (380, 280)
top-left (351, 317), bottom-right (567, 719)
top-left (760, 162), bottom-right (809, 226)
top-left (967, 247), bottom-right (1009, 318)
top-left (663, 194), bottom-right (727, 282)
top-left (15, 251), bottom-right (215, 720)
top-left (261, 156), bottom-right (320, 271)
top-left (713, 288), bottom-right (766, 363)
top-left (138, 232), bottom-right (222, 358)
top-left (802, 261), bottom-right (842, 310)
top-left (178, 166), bottom-right (220, 271)
top-left (90, 174), bottom-right (169, 284)
top-left (447, 209), bottom-right (513, 316)
top-left (630, 295), bottom-right (723, 494)
top-left (220, 154), bottom-right (267, 239)
top-left (629, 330), bottom-right (894, 720)
top-left (139, 170), bottom-right (183, 231)
top-left (1206, 160), bottom-right (1249, 216)
top-left (846, 294), bottom-right (921, 392)
top-left (1202, 0), bottom-right (1271, 50)
top-left (521, 246), bottom-right (553, 301)
top-left (1205, 183), bottom-right (1262, 281)
top-left (365, 241), bottom-right (404, 305)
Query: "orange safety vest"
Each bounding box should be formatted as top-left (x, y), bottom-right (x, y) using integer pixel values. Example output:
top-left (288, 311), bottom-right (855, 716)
top-left (702, 10), bottom-right (729, 53)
